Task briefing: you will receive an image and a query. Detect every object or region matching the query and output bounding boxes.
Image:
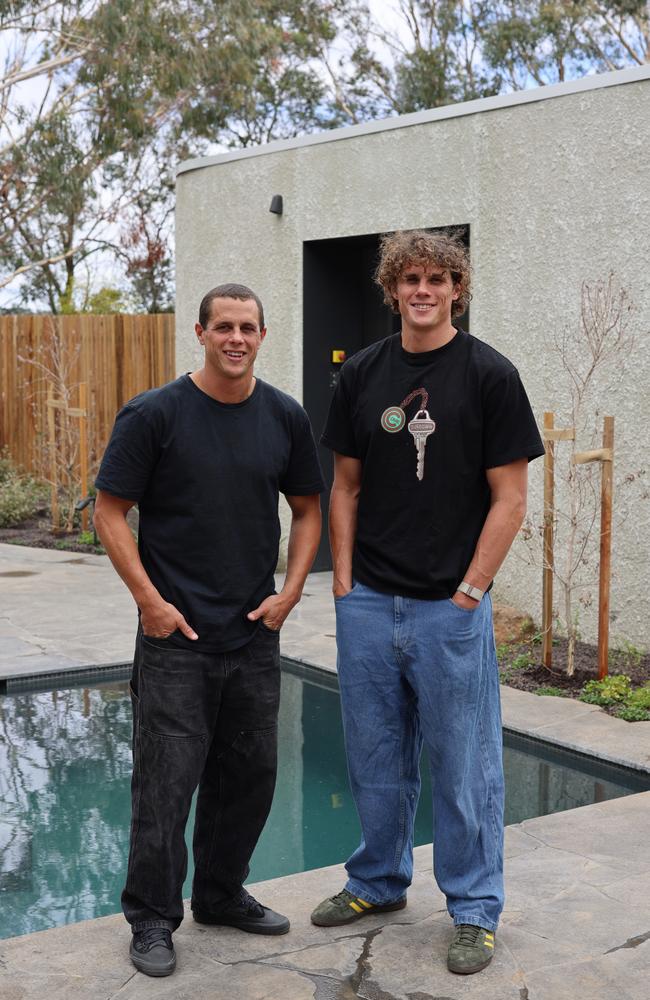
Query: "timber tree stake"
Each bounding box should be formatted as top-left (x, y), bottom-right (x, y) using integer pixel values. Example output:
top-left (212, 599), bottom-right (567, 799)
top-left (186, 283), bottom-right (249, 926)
top-left (541, 413), bottom-right (575, 668)
top-left (45, 382), bottom-right (89, 532)
top-left (573, 416), bottom-right (614, 679)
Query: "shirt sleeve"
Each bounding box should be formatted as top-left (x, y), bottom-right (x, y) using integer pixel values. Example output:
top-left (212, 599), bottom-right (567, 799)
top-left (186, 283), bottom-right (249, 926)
top-left (95, 404), bottom-right (160, 501)
top-left (279, 406), bottom-right (326, 496)
top-left (320, 365), bottom-right (359, 458)
top-left (482, 370), bottom-right (545, 469)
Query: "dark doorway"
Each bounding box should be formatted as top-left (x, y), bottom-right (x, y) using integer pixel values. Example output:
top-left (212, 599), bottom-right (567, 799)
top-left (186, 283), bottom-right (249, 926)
top-left (303, 227), bottom-right (470, 571)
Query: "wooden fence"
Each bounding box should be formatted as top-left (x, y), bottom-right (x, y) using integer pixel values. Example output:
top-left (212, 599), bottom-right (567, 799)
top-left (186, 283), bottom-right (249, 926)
top-left (0, 313), bottom-right (175, 480)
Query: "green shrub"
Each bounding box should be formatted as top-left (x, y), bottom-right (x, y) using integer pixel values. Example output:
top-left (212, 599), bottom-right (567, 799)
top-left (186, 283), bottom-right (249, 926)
top-left (625, 684), bottom-right (650, 711)
top-left (54, 529), bottom-right (104, 552)
top-left (579, 674), bottom-right (632, 706)
top-left (535, 686), bottom-right (568, 697)
top-left (0, 451), bottom-right (46, 528)
top-left (511, 652), bottom-right (533, 670)
top-left (614, 705), bottom-right (650, 723)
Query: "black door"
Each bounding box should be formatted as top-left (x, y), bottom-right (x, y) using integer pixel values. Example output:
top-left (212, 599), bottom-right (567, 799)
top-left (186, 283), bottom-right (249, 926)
top-left (303, 228), bottom-right (469, 571)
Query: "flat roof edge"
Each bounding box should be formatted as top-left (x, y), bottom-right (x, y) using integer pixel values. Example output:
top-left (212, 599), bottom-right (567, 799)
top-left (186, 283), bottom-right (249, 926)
top-left (177, 64), bottom-right (650, 178)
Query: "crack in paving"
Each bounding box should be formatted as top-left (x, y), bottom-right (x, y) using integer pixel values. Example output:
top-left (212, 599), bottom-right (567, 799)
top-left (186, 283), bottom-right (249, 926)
top-left (342, 926), bottom-right (395, 1000)
top-left (107, 970), bottom-right (139, 997)
top-left (519, 988), bottom-right (530, 999)
top-left (225, 912), bottom-right (473, 1000)
top-left (339, 927), bottom-right (449, 1000)
top-left (257, 967), bottom-right (344, 1000)
top-left (515, 827), bottom-right (632, 872)
top-left (605, 929), bottom-right (650, 954)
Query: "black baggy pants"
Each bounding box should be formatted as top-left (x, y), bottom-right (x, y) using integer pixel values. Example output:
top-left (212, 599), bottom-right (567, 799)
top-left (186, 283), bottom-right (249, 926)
top-left (121, 625), bottom-right (281, 931)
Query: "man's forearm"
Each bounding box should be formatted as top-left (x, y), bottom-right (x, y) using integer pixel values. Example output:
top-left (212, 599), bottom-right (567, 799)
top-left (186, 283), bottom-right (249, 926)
top-left (462, 495), bottom-right (526, 593)
top-left (329, 485), bottom-right (359, 594)
top-left (94, 507), bottom-right (160, 611)
top-left (281, 502), bottom-right (322, 602)
top-left (96, 496), bottom-right (197, 639)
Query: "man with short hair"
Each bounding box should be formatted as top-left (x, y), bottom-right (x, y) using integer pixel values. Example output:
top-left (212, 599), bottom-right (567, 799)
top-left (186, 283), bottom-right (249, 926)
top-left (311, 231), bottom-right (544, 975)
top-left (95, 283), bottom-right (324, 977)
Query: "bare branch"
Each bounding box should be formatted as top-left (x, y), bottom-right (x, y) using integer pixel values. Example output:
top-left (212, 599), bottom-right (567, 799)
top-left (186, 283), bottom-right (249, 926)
top-left (0, 245), bottom-right (81, 289)
top-left (0, 47), bottom-right (90, 93)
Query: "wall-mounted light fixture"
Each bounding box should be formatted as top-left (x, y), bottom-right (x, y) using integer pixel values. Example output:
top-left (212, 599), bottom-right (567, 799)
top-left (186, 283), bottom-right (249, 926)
top-left (269, 194), bottom-right (283, 215)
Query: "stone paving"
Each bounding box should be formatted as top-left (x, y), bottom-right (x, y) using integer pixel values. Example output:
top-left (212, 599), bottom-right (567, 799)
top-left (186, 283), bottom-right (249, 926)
top-left (1, 541), bottom-right (650, 999)
top-left (1, 793), bottom-right (649, 1000)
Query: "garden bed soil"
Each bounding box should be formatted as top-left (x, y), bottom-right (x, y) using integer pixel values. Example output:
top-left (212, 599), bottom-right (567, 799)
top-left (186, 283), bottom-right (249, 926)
top-left (0, 513), bottom-right (104, 553)
top-left (495, 627), bottom-right (650, 715)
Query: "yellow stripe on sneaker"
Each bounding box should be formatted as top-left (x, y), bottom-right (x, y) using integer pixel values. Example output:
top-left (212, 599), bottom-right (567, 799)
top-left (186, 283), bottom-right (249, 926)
top-left (485, 941), bottom-right (494, 949)
top-left (358, 899), bottom-right (373, 909)
top-left (349, 901), bottom-right (363, 913)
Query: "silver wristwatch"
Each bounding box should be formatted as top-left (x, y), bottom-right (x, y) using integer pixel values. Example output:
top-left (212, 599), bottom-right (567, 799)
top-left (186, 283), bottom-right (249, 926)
top-left (456, 581), bottom-right (484, 602)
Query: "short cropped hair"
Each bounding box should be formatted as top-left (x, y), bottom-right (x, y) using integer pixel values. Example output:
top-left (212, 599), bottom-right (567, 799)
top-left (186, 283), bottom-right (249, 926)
top-left (198, 283), bottom-right (265, 329)
top-left (375, 230), bottom-right (471, 319)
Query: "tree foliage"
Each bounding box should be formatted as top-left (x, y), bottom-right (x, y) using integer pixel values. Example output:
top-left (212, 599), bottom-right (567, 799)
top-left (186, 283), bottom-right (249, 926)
top-left (342, 1), bottom-right (502, 115)
top-left (0, 0), bottom-right (353, 312)
top-left (481, 1), bottom-right (650, 87)
top-left (0, 0), bottom-right (648, 313)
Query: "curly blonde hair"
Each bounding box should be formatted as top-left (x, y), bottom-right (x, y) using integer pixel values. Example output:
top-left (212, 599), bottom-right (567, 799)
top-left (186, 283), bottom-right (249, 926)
top-left (375, 229), bottom-right (471, 319)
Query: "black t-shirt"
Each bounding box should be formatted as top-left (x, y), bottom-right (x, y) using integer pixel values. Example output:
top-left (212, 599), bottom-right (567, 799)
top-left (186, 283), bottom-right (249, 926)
top-left (96, 375), bottom-right (325, 652)
top-left (321, 329), bottom-right (544, 599)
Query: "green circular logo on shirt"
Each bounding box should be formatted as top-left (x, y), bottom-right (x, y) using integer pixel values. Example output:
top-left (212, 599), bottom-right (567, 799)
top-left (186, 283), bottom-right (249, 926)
top-left (381, 406), bottom-right (406, 433)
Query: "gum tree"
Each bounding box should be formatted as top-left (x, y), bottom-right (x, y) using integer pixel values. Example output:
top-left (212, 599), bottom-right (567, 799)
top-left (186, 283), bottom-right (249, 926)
top-left (0, 0), bottom-right (357, 312)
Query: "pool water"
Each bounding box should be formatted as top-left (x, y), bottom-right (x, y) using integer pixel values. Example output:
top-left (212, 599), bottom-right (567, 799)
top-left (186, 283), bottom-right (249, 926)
top-left (1, 661), bottom-right (648, 940)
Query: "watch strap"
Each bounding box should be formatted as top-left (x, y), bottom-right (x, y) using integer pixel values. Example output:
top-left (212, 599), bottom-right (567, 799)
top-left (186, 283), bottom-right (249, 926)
top-left (457, 581), bottom-right (484, 602)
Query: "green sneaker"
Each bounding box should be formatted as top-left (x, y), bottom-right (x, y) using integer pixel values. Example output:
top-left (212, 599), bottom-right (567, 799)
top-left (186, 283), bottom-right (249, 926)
top-left (447, 924), bottom-right (495, 975)
top-left (310, 888), bottom-right (407, 927)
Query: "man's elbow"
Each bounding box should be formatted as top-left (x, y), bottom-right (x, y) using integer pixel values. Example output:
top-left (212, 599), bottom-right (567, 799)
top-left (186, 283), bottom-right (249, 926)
top-left (93, 491), bottom-right (131, 538)
top-left (92, 501), bottom-right (111, 542)
top-left (493, 490), bottom-right (526, 529)
top-left (331, 480), bottom-right (361, 502)
top-left (511, 492), bottom-right (527, 529)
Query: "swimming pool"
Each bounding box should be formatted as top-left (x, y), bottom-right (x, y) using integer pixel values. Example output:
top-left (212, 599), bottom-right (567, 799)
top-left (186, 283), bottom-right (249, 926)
top-left (1, 660), bottom-right (648, 940)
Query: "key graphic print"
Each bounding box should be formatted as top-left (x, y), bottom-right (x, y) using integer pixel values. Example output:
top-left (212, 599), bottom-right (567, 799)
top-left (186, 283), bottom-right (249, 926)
top-left (408, 409), bottom-right (435, 480)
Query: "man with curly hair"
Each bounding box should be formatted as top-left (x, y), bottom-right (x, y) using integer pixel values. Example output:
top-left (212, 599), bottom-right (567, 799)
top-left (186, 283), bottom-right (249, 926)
top-left (311, 230), bottom-right (544, 975)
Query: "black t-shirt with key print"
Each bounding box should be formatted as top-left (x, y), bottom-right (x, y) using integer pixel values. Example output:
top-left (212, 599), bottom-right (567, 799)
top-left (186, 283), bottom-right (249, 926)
top-left (321, 329), bottom-right (545, 600)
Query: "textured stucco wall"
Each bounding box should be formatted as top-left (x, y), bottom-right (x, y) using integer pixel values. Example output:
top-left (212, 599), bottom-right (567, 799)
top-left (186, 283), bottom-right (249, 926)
top-left (175, 72), bottom-right (650, 646)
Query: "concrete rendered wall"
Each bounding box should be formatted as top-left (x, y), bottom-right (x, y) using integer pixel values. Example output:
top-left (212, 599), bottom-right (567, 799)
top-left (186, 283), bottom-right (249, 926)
top-left (175, 68), bottom-right (650, 647)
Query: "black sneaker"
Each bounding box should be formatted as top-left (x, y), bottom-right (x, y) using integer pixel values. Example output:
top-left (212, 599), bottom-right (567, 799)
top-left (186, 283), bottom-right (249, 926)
top-left (192, 889), bottom-right (290, 935)
top-left (129, 927), bottom-right (176, 977)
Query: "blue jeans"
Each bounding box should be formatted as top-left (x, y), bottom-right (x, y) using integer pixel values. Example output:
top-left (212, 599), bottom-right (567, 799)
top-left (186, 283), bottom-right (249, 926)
top-left (335, 583), bottom-right (504, 931)
top-left (122, 624), bottom-right (281, 931)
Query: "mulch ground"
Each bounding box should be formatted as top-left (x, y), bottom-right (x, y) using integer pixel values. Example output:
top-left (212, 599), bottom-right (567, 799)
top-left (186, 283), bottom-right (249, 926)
top-left (492, 610), bottom-right (650, 716)
top-left (0, 512), bottom-right (105, 553)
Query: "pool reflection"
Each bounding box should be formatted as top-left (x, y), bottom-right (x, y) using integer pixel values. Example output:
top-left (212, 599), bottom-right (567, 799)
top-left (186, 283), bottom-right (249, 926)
top-left (0, 664), bottom-right (647, 939)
